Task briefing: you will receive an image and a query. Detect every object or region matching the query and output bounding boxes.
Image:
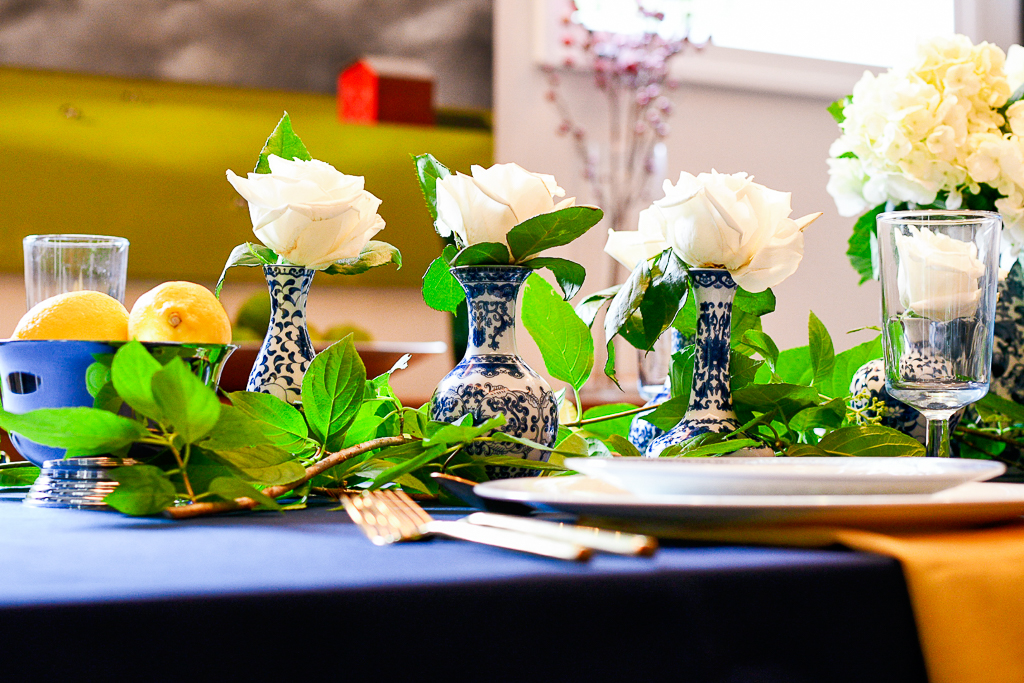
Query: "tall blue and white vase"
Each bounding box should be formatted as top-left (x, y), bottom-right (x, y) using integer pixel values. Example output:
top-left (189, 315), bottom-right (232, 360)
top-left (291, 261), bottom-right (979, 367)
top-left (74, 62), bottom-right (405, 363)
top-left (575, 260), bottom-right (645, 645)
top-left (431, 266), bottom-right (558, 479)
top-left (247, 264), bottom-right (316, 404)
top-left (646, 268), bottom-right (743, 457)
top-left (629, 328), bottom-right (685, 452)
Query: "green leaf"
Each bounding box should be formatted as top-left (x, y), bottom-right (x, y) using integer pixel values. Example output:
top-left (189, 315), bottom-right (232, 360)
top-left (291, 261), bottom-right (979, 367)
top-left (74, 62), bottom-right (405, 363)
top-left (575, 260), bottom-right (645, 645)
top-left (809, 425), bottom-right (925, 457)
top-left (607, 434), bottom-right (642, 458)
top-left (808, 311), bottom-right (836, 387)
top-left (604, 249), bottom-right (689, 383)
top-left (820, 335), bottom-right (882, 399)
top-left (342, 402), bottom-right (397, 448)
top-left (975, 392), bottom-right (1024, 424)
top-left (789, 398), bottom-right (847, 432)
top-left (730, 308), bottom-right (763, 350)
top-left (769, 346), bottom-right (813, 385)
top-left (847, 204), bottom-right (887, 285)
top-left (227, 391), bottom-right (312, 453)
top-left (0, 407), bottom-right (149, 454)
top-left (467, 454), bottom-right (569, 471)
top-left (555, 432), bottom-right (590, 457)
top-left (413, 153), bottom-right (451, 222)
top-left (85, 359), bottom-right (112, 399)
top-left (575, 285), bottom-right (621, 328)
top-left (208, 476), bottom-right (282, 510)
top-left (506, 206), bottom-right (604, 261)
top-left (669, 345), bottom-right (695, 400)
top-left (734, 287), bottom-right (776, 317)
top-left (255, 111), bottom-right (312, 173)
top-left (828, 96), bottom-right (850, 124)
top-left (301, 336), bottom-right (367, 451)
top-left (730, 352), bottom-right (763, 390)
top-left (451, 242), bottom-right (511, 266)
top-left (425, 414), bottom-right (506, 447)
top-left (579, 403), bottom-right (641, 440)
top-left (522, 257), bottom-right (586, 301)
top-left (198, 404), bottom-right (278, 451)
top-left (206, 444), bottom-right (306, 485)
top-left (151, 358), bottom-right (222, 443)
top-left (522, 274), bottom-right (594, 391)
top-left (369, 444), bottom-right (444, 490)
top-left (215, 243), bottom-right (277, 297)
top-left (322, 241), bottom-right (402, 275)
top-left (742, 330), bottom-right (780, 373)
top-left (0, 463), bottom-right (40, 488)
top-left (111, 340), bottom-right (164, 420)
top-left (641, 395), bottom-right (688, 431)
top-left (733, 383), bottom-right (821, 426)
top-left (105, 465), bottom-right (177, 516)
top-left (422, 244), bottom-right (465, 312)
top-left (662, 436), bottom-right (762, 458)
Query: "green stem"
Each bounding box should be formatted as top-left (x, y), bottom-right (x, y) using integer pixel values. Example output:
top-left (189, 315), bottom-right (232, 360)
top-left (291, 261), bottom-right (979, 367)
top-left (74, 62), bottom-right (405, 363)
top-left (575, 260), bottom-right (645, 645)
top-left (563, 404), bottom-right (648, 428)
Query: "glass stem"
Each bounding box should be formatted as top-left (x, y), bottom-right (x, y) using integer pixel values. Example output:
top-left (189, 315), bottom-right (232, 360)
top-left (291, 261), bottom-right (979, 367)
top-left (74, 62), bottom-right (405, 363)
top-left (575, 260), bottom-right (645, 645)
top-left (925, 417), bottom-right (951, 458)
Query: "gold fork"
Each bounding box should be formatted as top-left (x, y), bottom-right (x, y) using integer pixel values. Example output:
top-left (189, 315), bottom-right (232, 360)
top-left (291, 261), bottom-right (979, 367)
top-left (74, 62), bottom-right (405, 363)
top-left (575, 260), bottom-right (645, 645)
top-left (342, 490), bottom-right (592, 562)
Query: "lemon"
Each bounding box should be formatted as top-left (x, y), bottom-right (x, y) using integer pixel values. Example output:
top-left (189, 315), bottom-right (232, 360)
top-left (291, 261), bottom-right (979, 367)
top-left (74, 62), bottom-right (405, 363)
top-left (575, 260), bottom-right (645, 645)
top-left (129, 281), bottom-right (232, 344)
top-left (13, 291), bottom-right (130, 341)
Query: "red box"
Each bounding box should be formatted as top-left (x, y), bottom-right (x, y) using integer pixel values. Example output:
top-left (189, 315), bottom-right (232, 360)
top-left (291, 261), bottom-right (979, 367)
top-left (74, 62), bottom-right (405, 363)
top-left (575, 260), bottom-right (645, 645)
top-left (338, 56), bottom-right (435, 126)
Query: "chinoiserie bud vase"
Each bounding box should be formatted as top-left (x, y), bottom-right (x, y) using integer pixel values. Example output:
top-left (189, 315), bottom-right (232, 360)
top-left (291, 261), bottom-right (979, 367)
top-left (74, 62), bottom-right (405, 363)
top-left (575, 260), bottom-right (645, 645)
top-left (430, 265), bottom-right (558, 478)
top-left (646, 268), bottom-right (745, 457)
top-left (629, 328), bottom-right (685, 453)
top-left (247, 264), bottom-right (316, 404)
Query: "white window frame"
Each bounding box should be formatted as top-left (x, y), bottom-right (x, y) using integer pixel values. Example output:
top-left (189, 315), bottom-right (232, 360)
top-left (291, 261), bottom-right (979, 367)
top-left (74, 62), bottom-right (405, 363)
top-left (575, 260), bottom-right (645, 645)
top-left (533, 0), bottom-right (1020, 100)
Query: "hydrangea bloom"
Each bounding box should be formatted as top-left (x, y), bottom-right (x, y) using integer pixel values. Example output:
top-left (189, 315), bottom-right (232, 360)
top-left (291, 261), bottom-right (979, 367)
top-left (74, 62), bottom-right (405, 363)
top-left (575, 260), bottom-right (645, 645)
top-left (827, 35), bottom-right (1024, 250)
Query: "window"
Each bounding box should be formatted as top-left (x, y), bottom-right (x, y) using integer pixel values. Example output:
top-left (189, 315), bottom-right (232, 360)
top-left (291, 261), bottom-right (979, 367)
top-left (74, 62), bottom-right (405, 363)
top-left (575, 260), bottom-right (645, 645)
top-left (537, 0), bottom-right (1014, 99)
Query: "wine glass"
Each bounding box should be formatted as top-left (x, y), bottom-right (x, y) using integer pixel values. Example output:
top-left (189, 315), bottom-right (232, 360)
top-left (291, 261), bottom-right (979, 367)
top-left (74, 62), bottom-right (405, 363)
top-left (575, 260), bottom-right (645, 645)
top-left (876, 210), bottom-right (1001, 457)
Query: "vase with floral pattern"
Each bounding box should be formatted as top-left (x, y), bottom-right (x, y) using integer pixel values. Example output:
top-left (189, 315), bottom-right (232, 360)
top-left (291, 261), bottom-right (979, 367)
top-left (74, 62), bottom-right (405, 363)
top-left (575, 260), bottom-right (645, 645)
top-left (646, 268), bottom-right (749, 457)
top-left (431, 266), bottom-right (558, 479)
top-left (247, 264), bottom-right (316, 404)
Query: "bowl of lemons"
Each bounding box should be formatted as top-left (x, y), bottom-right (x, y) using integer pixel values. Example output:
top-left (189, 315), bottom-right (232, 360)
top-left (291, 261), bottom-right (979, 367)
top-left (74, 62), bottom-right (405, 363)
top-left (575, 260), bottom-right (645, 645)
top-left (0, 281), bottom-right (236, 466)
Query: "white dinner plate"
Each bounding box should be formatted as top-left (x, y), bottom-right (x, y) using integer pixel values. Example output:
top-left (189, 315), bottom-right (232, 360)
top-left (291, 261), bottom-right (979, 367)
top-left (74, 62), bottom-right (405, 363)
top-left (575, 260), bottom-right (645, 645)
top-left (565, 456), bottom-right (1006, 496)
top-left (474, 476), bottom-right (1024, 529)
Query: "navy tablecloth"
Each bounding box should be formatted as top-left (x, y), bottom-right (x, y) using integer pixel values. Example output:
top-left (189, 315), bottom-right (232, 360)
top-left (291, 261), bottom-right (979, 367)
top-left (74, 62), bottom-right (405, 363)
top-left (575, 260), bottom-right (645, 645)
top-left (0, 499), bottom-right (927, 683)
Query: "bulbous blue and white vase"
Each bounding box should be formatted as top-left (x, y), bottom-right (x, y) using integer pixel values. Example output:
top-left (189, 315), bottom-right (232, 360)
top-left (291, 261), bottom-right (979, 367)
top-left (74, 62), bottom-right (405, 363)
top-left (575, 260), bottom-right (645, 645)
top-left (850, 358), bottom-right (963, 446)
top-left (646, 268), bottom-right (747, 457)
top-left (431, 265), bottom-right (558, 479)
top-left (991, 259), bottom-right (1024, 402)
top-left (247, 264), bottom-right (316, 404)
top-left (629, 329), bottom-right (684, 453)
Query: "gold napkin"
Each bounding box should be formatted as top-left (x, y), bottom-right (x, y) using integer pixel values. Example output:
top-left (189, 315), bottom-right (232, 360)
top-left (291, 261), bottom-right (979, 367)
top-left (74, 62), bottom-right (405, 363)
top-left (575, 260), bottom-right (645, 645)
top-left (593, 519), bottom-right (1024, 683)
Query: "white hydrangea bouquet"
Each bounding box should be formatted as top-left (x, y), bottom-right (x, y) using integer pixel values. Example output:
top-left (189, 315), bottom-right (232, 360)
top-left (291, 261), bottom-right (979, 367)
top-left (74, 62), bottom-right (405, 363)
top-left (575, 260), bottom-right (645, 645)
top-left (827, 34), bottom-right (1024, 282)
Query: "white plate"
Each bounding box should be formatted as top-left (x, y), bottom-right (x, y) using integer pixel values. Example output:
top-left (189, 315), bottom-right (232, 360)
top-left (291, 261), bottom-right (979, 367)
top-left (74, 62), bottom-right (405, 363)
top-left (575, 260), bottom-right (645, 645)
top-left (565, 456), bottom-right (1006, 496)
top-left (475, 476), bottom-right (1024, 529)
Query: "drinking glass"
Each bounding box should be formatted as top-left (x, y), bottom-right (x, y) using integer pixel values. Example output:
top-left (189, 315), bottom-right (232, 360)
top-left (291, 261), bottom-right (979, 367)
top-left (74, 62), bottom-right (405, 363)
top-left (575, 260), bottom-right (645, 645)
top-left (877, 211), bottom-right (1001, 458)
top-left (637, 328), bottom-right (683, 401)
top-left (23, 234), bottom-right (129, 309)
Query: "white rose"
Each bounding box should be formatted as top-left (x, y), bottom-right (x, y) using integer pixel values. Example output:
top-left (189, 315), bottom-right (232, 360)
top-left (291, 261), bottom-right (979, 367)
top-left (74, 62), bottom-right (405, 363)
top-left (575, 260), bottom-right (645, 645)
top-left (603, 215), bottom-right (670, 270)
top-left (645, 171), bottom-right (821, 292)
top-left (894, 226), bottom-right (985, 321)
top-left (226, 155), bottom-right (385, 270)
top-left (434, 163), bottom-right (575, 249)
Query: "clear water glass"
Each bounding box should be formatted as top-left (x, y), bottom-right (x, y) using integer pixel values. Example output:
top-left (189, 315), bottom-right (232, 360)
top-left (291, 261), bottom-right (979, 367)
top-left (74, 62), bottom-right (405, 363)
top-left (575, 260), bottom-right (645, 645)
top-left (23, 234), bottom-right (129, 310)
top-left (877, 210), bottom-right (1001, 457)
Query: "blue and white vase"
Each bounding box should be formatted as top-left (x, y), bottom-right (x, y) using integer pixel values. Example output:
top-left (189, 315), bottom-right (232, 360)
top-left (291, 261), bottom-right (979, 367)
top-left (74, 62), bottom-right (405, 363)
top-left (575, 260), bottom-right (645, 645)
top-left (246, 264), bottom-right (316, 404)
top-left (629, 329), bottom-right (684, 452)
top-left (850, 359), bottom-right (964, 446)
top-left (431, 265), bottom-right (558, 479)
top-left (646, 268), bottom-right (745, 457)
top-left (991, 259), bottom-right (1024, 402)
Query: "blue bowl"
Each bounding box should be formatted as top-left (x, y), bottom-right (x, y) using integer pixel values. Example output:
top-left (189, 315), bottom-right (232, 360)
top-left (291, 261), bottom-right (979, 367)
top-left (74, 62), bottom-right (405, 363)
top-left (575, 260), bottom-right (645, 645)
top-left (0, 340), bottom-right (235, 466)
